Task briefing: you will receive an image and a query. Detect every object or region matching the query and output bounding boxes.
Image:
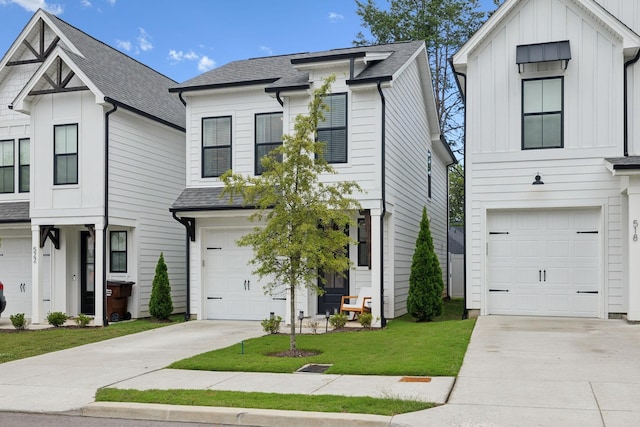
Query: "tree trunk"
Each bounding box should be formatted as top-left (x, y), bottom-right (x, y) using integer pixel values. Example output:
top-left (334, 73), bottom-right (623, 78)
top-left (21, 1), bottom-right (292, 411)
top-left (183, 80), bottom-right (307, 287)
top-left (289, 284), bottom-right (296, 351)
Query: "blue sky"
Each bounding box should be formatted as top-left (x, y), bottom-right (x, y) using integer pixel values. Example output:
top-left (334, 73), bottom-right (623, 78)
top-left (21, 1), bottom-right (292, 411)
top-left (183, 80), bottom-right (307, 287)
top-left (0, 0), bottom-right (496, 83)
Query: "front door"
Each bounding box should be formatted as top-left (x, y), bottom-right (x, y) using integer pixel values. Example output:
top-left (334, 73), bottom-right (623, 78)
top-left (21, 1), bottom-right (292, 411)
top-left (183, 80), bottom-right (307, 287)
top-left (80, 231), bottom-right (95, 315)
top-left (317, 270), bottom-right (349, 315)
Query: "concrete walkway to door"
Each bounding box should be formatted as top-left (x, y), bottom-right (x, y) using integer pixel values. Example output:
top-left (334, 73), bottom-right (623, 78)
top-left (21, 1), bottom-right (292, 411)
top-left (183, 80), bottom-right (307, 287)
top-left (394, 315), bottom-right (640, 426)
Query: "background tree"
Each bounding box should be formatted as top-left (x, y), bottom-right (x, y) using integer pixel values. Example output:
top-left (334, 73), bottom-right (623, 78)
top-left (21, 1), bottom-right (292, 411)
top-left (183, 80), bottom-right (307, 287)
top-left (354, 0), bottom-right (486, 155)
top-left (449, 163), bottom-right (464, 225)
top-left (149, 252), bottom-right (173, 320)
top-left (407, 207), bottom-right (444, 321)
top-left (222, 76), bottom-right (361, 352)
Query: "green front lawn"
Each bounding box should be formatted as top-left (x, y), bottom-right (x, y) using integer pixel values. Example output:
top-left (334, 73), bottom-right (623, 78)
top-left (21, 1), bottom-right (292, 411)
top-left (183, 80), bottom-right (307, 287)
top-left (171, 299), bottom-right (474, 377)
top-left (0, 315), bottom-right (184, 364)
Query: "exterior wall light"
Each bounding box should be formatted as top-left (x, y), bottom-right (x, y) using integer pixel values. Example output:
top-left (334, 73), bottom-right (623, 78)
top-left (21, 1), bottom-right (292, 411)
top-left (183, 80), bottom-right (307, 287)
top-left (532, 173), bottom-right (544, 185)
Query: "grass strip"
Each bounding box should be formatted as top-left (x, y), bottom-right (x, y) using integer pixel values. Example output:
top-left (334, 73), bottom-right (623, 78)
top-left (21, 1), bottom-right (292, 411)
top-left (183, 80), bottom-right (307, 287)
top-left (95, 388), bottom-right (435, 416)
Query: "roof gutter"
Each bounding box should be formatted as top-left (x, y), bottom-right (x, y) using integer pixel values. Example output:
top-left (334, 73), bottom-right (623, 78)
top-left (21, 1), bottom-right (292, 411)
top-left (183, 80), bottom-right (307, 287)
top-left (103, 96), bottom-right (185, 132)
top-left (624, 49), bottom-right (640, 157)
top-left (376, 80), bottom-right (387, 328)
top-left (103, 102), bottom-right (118, 326)
top-left (449, 57), bottom-right (468, 320)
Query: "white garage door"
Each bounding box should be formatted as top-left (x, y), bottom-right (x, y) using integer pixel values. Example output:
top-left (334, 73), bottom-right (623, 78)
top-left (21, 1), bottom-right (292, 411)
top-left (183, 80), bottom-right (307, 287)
top-left (204, 229), bottom-right (286, 320)
top-left (0, 237), bottom-right (32, 317)
top-left (487, 209), bottom-right (600, 317)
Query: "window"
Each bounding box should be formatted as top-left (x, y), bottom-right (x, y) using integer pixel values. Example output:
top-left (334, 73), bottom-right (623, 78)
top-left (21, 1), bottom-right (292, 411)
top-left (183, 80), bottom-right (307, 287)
top-left (54, 124), bottom-right (78, 185)
top-left (427, 150), bottom-right (432, 199)
top-left (110, 231), bottom-right (127, 273)
top-left (0, 140), bottom-right (14, 193)
top-left (522, 77), bottom-right (563, 149)
top-left (317, 93), bottom-right (347, 163)
top-left (202, 116), bottom-right (231, 177)
top-left (19, 138), bottom-right (29, 193)
top-left (255, 112), bottom-right (283, 175)
top-left (357, 217), bottom-right (370, 268)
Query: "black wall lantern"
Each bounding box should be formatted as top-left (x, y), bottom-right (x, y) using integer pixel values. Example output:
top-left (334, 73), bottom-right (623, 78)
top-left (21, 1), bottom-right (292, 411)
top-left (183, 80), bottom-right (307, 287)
top-left (532, 173), bottom-right (544, 185)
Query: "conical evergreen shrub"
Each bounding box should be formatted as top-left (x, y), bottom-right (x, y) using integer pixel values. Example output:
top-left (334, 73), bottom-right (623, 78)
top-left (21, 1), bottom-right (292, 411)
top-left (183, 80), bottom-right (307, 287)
top-left (407, 207), bottom-right (444, 321)
top-left (149, 252), bottom-right (173, 320)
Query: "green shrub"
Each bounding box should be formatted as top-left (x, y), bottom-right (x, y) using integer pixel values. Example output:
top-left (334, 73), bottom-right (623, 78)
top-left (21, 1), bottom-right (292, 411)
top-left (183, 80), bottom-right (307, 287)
top-left (75, 313), bottom-right (92, 328)
top-left (149, 252), bottom-right (173, 320)
top-left (329, 312), bottom-right (348, 330)
top-left (358, 312), bottom-right (373, 329)
top-left (10, 313), bottom-right (27, 330)
top-left (260, 315), bottom-right (282, 335)
top-left (47, 312), bottom-right (69, 327)
top-left (407, 207), bottom-right (444, 321)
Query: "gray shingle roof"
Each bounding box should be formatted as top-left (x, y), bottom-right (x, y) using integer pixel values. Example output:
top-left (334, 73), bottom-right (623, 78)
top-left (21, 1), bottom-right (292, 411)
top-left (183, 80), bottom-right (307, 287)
top-left (605, 156), bottom-right (640, 169)
top-left (170, 40), bottom-right (425, 93)
top-left (44, 11), bottom-right (185, 130)
top-left (0, 202), bottom-right (30, 223)
top-left (171, 187), bottom-right (252, 211)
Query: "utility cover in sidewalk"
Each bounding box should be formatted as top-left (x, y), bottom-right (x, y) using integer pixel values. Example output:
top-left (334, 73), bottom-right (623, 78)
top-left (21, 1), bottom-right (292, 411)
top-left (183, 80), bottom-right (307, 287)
top-left (400, 376), bottom-right (432, 382)
top-left (296, 364), bottom-right (332, 373)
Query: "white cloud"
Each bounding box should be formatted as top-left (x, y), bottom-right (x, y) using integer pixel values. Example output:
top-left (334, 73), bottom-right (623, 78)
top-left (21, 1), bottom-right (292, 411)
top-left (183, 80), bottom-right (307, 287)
top-left (81, 0), bottom-right (91, 7)
top-left (137, 28), bottom-right (153, 52)
top-left (259, 46), bottom-right (273, 56)
top-left (0, 0), bottom-right (63, 14)
top-left (198, 56), bottom-right (215, 72)
top-left (328, 12), bottom-right (344, 23)
top-left (116, 40), bottom-right (131, 51)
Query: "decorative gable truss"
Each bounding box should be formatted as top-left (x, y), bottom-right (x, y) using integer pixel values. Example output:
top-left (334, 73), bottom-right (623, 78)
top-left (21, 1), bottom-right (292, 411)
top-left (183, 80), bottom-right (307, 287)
top-left (29, 56), bottom-right (88, 96)
top-left (6, 18), bottom-right (60, 67)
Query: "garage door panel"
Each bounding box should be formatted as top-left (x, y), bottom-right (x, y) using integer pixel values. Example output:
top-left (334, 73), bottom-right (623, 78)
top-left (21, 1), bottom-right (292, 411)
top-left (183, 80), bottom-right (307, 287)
top-left (0, 237), bottom-right (32, 317)
top-left (487, 209), bottom-right (600, 318)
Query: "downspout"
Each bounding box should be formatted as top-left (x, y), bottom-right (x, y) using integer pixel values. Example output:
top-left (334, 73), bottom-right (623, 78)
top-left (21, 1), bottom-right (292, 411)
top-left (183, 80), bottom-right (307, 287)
top-left (275, 90), bottom-right (284, 107)
top-left (104, 102), bottom-right (118, 326)
top-left (449, 57), bottom-right (468, 320)
top-left (377, 81), bottom-right (387, 328)
top-left (624, 49), bottom-right (640, 157)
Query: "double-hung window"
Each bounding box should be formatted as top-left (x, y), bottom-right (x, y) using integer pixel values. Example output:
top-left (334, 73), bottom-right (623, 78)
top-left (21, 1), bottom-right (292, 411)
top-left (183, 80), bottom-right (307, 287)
top-left (0, 139), bottom-right (14, 193)
top-left (317, 93), bottom-right (347, 163)
top-left (54, 124), bottom-right (78, 185)
top-left (255, 112), bottom-right (283, 175)
top-left (19, 138), bottom-right (30, 193)
top-left (522, 77), bottom-right (563, 149)
top-left (110, 231), bottom-right (127, 273)
top-left (202, 116), bottom-right (231, 177)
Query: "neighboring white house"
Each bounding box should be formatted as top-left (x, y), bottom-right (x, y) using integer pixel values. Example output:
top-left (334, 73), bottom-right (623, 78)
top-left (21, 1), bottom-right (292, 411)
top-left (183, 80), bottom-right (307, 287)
top-left (170, 41), bottom-right (456, 326)
top-left (0, 10), bottom-right (186, 325)
top-left (452, 0), bottom-right (640, 320)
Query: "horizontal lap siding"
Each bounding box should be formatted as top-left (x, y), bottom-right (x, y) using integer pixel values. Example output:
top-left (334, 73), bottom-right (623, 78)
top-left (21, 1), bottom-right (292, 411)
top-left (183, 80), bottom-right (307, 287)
top-left (109, 112), bottom-right (186, 317)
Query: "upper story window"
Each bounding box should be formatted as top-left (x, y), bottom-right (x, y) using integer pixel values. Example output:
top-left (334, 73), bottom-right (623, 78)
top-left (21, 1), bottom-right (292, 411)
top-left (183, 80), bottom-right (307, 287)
top-left (427, 150), bottom-right (432, 199)
top-left (522, 77), bottom-right (563, 149)
top-left (110, 230), bottom-right (127, 273)
top-left (202, 116), bottom-right (231, 178)
top-left (54, 124), bottom-right (78, 185)
top-left (255, 112), bottom-right (283, 175)
top-left (19, 138), bottom-right (30, 193)
top-left (0, 139), bottom-right (14, 193)
top-left (317, 93), bottom-right (347, 163)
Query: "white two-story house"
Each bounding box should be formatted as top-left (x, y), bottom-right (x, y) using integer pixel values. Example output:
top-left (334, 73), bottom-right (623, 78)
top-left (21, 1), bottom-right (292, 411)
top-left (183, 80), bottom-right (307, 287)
top-left (170, 41), bottom-right (455, 325)
top-left (0, 9), bottom-right (186, 325)
top-left (452, 0), bottom-right (640, 321)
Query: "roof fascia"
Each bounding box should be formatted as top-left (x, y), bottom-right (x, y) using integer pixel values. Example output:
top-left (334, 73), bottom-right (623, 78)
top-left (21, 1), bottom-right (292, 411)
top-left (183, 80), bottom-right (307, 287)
top-left (169, 78), bottom-right (280, 93)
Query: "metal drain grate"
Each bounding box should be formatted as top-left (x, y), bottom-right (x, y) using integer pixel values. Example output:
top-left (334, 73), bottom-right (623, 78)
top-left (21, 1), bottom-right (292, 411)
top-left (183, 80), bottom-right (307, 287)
top-left (296, 363), bottom-right (332, 373)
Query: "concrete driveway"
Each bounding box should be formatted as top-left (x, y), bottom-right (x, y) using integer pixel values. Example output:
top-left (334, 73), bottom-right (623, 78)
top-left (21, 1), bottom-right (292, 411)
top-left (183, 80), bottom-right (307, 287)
top-left (394, 315), bottom-right (640, 427)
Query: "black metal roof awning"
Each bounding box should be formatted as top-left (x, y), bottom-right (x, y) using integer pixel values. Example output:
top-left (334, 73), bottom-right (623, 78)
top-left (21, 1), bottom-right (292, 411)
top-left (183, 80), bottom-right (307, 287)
top-left (516, 40), bottom-right (571, 72)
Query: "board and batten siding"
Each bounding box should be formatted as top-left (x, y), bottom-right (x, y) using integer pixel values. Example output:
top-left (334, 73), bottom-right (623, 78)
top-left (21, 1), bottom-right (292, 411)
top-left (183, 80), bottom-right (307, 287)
top-left (108, 109), bottom-right (186, 318)
top-left (384, 59), bottom-right (448, 317)
top-left (464, 0), bottom-right (626, 315)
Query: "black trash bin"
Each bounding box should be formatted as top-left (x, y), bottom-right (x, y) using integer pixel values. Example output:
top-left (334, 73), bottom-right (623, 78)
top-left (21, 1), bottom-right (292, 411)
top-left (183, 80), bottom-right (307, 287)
top-left (106, 280), bottom-right (134, 322)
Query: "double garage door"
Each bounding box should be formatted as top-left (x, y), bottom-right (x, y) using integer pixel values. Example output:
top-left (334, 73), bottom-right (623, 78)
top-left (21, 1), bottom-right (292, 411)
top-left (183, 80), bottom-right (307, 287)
top-left (203, 229), bottom-right (286, 320)
top-left (0, 237), bottom-right (32, 317)
top-left (487, 209), bottom-right (600, 317)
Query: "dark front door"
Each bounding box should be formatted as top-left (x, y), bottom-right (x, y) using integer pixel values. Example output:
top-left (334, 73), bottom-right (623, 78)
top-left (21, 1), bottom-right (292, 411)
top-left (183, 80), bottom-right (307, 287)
top-left (80, 231), bottom-right (95, 315)
top-left (317, 270), bottom-right (349, 315)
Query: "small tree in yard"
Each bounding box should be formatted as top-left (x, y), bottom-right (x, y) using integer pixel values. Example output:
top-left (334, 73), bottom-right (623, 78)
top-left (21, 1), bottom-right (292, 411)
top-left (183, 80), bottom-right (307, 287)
top-left (222, 75), bottom-right (361, 352)
top-left (407, 207), bottom-right (443, 321)
top-left (149, 252), bottom-right (173, 320)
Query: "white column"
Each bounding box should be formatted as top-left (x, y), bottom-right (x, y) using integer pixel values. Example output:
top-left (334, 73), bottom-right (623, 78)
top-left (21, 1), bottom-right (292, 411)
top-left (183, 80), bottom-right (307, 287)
top-left (31, 226), bottom-right (42, 324)
top-left (627, 179), bottom-right (640, 321)
top-left (94, 224), bottom-right (105, 326)
top-left (370, 210), bottom-right (382, 327)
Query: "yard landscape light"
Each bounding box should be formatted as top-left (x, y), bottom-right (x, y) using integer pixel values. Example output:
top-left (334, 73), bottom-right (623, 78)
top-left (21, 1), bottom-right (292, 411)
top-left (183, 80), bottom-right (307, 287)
top-left (270, 312), bottom-right (275, 320)
top-left (298, 310), bottom-right (304, 334)
top-left (325, 309), bottom-right (330, 332)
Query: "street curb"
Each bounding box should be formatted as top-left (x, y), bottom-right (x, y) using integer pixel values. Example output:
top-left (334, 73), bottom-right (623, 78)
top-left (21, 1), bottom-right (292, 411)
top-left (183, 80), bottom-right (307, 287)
top-left (82, 402), bottom-right (393, 427)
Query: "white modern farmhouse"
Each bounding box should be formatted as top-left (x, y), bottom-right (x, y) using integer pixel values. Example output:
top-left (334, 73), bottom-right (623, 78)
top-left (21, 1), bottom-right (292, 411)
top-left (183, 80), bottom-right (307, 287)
top-left (170, 41), bottom-right (455, 325)
top-left (452, 0), bottom-right (640, 320)
top-left (0, 10), bottom-right (186, 325)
